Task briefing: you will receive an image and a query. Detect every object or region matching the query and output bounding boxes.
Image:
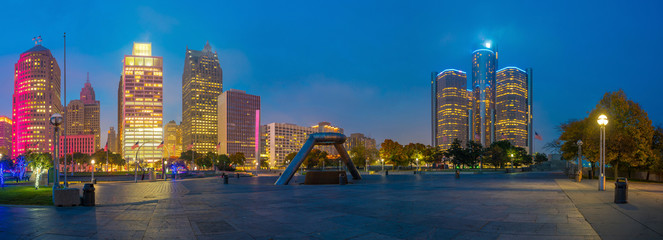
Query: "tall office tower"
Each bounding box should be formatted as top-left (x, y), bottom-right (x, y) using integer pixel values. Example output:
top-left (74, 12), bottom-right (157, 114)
top-left (163, 120), bottom-right (182, 158)
top-left (12, 44), bottom-right (62, 158)
top-left (311, 122), bottom-right (343, 156)
top-left (107, 127), bottom-right (117, 153)
top-left (433, 70), bottom-right (469, 150)
top-left (182, 42), bottom-right (222, 154)
top-left (218, 90), bottom-right (260, 163)
top-left (496, 67), bottom-right (529, 149)
top-left (471, 46), bottom-right (497, 147)
top-left (0, 116), bottom-right (12, 156)
top-left (345, 133), bottom-right (377, 152)
top-left (265, 123), bottom-right (315, 167)
top-left (526, 68), bottom-right (534, 154)
top-left (65, 76), bottom-right (100, 150)
top-left (119, 43), bottom-right (164, 163)
top-left (59, 135), bottom-right (95, 157)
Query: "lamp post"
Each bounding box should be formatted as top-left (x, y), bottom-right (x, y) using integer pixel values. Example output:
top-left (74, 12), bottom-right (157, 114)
top-left (381, 159), bottom-right (384, 171)
top-left (510, 153), bottom-right (514, 172)
top-left (597, 114), bottom-right (608, 191)
top-left (90, 159), bottom-right (95, 183)
top-left (576, 140), bottom-right (583, 182)
top-left (416, 158), bottom-right (419, 171)
top-left (49, 113), bottom-right (63, 190)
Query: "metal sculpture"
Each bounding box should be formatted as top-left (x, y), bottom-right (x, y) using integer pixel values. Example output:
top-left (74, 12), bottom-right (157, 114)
top-left (275, 132), bottom-right (361, 185)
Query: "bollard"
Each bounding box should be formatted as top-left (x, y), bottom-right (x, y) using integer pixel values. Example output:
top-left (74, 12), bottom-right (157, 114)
top-left (82, 183), bottom-right (95, 206)
top-left (385, 170), bottom-right (388, 176)
top-left (236, 173), bottom-right (240, 179)
top-left (455, 170), bottom-right (460, 179)
top-left (223, 175), bottom-right (228, 184)
top-left (339, 174), bottom-right (346, 185)
top-left (414, 171), bottom-right (417, 175)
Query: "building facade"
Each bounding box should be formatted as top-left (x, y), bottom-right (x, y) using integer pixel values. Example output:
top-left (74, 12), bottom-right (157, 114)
top-left (59, 135), bottom-right (95, 157)
top-left (66, 76), bottom-right (100, 150)
top-left (12, 44), bottom-right (62, 158)
top-left (311, 122), bottom-right (343, 156)
top-left (265, 123), bottom-right (315, 167)
top-left (345, 133), bottom-right (377, 153)
top-left (0, 116), bottom-right (12, 156)
top-left (107, 127), bottom-right (117, 153)
top-left (118, 43), bottom-right (164, 163)
top-left (471, 48), bottom-right (497, 146)
top-left (163, 120), bottom-right (182, 158)
top-left (218, 90), bottom-right (260, 163)
top-left (496, 67), bottom-right (529, 149)
top-left (433, 69), bottom-right (470, 150)
top-left (182, 42), bottom-right (222, 154)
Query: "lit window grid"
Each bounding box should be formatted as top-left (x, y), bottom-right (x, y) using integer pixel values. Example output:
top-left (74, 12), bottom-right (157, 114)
top-left (496, 68), bottom-right (528, 148)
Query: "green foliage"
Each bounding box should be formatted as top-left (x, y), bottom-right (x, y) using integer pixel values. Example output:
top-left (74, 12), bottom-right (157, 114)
top-left (302, 149), bottom-right (327, 169)
top-left (403, 143), bottom-right (426, 166)
top-left (229, 152), bottom-right (246, 166)
top-left (217, 154), bottom-right (232, 170)
top-left (284, 152), bottom-right (297, 166)
top-left (535, 153), bottom-right (549, 164)
top-left (464, 140), bottom-right (484, 168)
top-left (444, 139), bottom-right (466, 168)
top-left (350, 144), bottom-right (369, 168)
top-left (379, 139), bottom-right (407, 167)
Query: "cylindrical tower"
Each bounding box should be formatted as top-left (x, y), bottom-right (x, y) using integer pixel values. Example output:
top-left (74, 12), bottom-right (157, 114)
top-left (471, 48), bottom-right (496, 147)
top-left (495, 67), bottom-right (528, 148)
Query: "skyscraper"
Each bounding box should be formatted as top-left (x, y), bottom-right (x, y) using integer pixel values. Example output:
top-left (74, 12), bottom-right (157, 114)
top-left (471, 46), bottom-right (497, 146)
top-left (182, 42), bottom-right (222, 154)
top-left (433, 69), bottom-right (470, 150)
top-left (163, 120), bottom-right (182, 158)
top-left (496, 67), bottom-right (529, 149)
top-left (218, 90), bottom-right (260, 163)
top-left (0, 116), bottom-right (12, 156)
top-left (12, 44), bottom-right (62, 158)
top-left (107, 127), bottom-right (117, 153)
top-left (118, 43), bottom-right (164, 163)
top-left (65, 75), bottom-right (100, 150)
top-left (345, 133), bottom-right (377, 153)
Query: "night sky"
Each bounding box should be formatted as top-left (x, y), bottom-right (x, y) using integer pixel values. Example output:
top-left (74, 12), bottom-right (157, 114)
top-left (1, 1), bottom-right (662, 153)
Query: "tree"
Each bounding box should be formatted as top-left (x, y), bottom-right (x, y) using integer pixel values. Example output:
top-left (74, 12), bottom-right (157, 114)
top-left (403, 143), bottom-right (426, 167)
top-left (27, 152), bottom-right (52, 189)
top-left (379, 139), bottom-right (406, 168)
top-left (284, 152), bottom-right (298, 166)
top-left (350, 144), bottom-right (369, 168)
top-left (464, 141), bottom-right (483, 168)
top-left (302, 149), bottom-right (327, 169)
top-left (535, 153), bottom-right (549, 164)
top-left (484, 140), bottom-right (513, 169)
top-left (229, 152), bottom-right (246, 166)
top-left (558, 90), bottom-right (655, 178)
top-left (180, 150), bottom-right (203, 168)
top-left (444, 139), bottom-right (466, 169)
top-left (218, 154), bottom-right (231, 170)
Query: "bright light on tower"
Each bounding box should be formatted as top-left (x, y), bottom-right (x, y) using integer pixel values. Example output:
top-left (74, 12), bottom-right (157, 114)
top-left (485, 41), bottom-right (492, 49)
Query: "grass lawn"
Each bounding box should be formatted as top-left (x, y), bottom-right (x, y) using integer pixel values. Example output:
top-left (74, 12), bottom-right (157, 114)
top-left (0, 186), bottom-right (53, 205)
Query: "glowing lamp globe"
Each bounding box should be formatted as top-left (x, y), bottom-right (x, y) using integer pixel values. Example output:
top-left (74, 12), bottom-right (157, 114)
top-left (597, 114), bottom-right (608, 126)
top-left (50, 113), bottom-right (63, 126)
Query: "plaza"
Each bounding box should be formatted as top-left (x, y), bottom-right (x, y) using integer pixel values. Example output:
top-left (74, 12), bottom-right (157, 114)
top-left (1, 172), bottom-right (661, 239)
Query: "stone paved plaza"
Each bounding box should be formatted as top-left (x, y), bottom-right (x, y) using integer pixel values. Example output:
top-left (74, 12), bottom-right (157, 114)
top-left (0, 172), bottom-right (662, 239)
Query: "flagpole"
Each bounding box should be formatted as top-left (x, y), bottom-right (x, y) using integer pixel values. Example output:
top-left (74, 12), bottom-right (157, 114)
top-left (63, 32), bottom-right (68, 188)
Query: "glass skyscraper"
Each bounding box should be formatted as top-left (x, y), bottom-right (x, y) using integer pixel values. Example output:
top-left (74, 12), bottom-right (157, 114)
top-left (496, 67), bottom-right (529, 148)
top-left (433, 69), bottom-right (469, 150)
top-left (182, 42), bottom-right (222, 154)
top-left (471, 47), bottom-right (496, 146)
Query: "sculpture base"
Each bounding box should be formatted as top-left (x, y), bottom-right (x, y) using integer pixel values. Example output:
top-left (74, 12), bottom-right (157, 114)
top-left (305, 171), bottom-right (347, 185)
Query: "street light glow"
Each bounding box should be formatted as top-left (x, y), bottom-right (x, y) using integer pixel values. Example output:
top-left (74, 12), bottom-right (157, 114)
top-left (597, 114), bottom-right (608, 126)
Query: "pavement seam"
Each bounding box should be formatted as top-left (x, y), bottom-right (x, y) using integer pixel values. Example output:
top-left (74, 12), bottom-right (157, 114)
top-left (554, 179), bottom-right (601, 237)
top-left (604, 191), bottom-right (663, 238)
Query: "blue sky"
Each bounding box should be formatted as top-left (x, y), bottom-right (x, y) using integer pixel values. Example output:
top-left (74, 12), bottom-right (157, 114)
top-left (1, 0), bottom-right (662, 153)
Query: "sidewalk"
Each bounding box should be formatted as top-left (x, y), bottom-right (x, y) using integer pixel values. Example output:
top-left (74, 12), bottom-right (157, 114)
top-left (556, 178), bottom-right (663, 240)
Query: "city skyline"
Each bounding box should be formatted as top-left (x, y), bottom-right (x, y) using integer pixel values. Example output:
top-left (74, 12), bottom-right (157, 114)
top-left (1, 1), bottom-right (663, 154)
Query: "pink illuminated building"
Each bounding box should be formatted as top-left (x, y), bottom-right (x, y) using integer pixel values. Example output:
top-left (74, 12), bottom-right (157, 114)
top-left (217, 89), bottom-right (261, 163)
top-left (0, 116), bottom-right (12, 156)
top-left (59, 135), bottom-right (95, 157)
top-left (12, 44), bottom-right (63, 158)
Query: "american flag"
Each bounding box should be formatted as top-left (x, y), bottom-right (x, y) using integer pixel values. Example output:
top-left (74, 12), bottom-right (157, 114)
top-left (187, 141), bottom-right (194, 151)
top-left (215, 142), bottom-right (220, 150)
top-left (535, 132), bottom-right (543, 141)
top-left (131, 141), bottom-right (140, 150)
top-left (157, 141), bottom-right (164, 149)
top-left (104, 142), bottom-right (108, 152)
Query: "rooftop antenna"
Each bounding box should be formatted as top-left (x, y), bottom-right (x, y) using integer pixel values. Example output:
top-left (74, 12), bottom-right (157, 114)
top-left (32, 36), bottom-right (42, 45)
top-left (87, 72), bottom-right (90, 83)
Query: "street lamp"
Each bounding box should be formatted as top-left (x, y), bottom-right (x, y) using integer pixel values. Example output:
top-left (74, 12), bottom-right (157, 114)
top-left (510, 153), bottom-right (514, 172)
top-left (597, 114), bottom-right (608, 191)
top-left (416, 158), bottom-right (419, 171)
top-left (49, 113), bottom-right (63, 190)
top-left (90, 159), bottom-right (95, 183)
top-left (576, 140), bottom-right (583, 182)
top-left (381, 159), bottom-right (384, 171)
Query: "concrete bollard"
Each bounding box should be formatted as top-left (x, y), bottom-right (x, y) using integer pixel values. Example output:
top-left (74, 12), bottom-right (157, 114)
top-left (223, 175), bottom-right (228, 184)
top-left (339, 174), bottom-right (346, 185)
top-left (385, 170), bottom-right (388, 176)
top-left (236, 173), bottom-right (240, 179)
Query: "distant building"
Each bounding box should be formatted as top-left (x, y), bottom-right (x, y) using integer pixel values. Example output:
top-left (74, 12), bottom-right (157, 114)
top-left (59, 135), bottom-right (95, 157)
top-left (12, 44), bottom-right (63, 158)
top-left (66, 74), bottom-right (100, 150)
top-left (0, 116), bottom-right (12, 156)
top-left (345, 133), bottom-right (377, 153)
top-left (163, 120), bottom-right (182, 158)
top-left (107, 127), bottom-right (117, 153)
top-left (496, 67), bottom-right (529, 149)
top-left (182, 42), bottom-right (222, 154)
top-left (218, 90), bottom-right (260, 163)
top-left (432, 69), bottom-right (470, 150)
top-left (265, 123), bottom-right (315, 167)
top-left (118, 43), bottom-right (164, 163)
top-left (311, 122), bottom-right (343, 156)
